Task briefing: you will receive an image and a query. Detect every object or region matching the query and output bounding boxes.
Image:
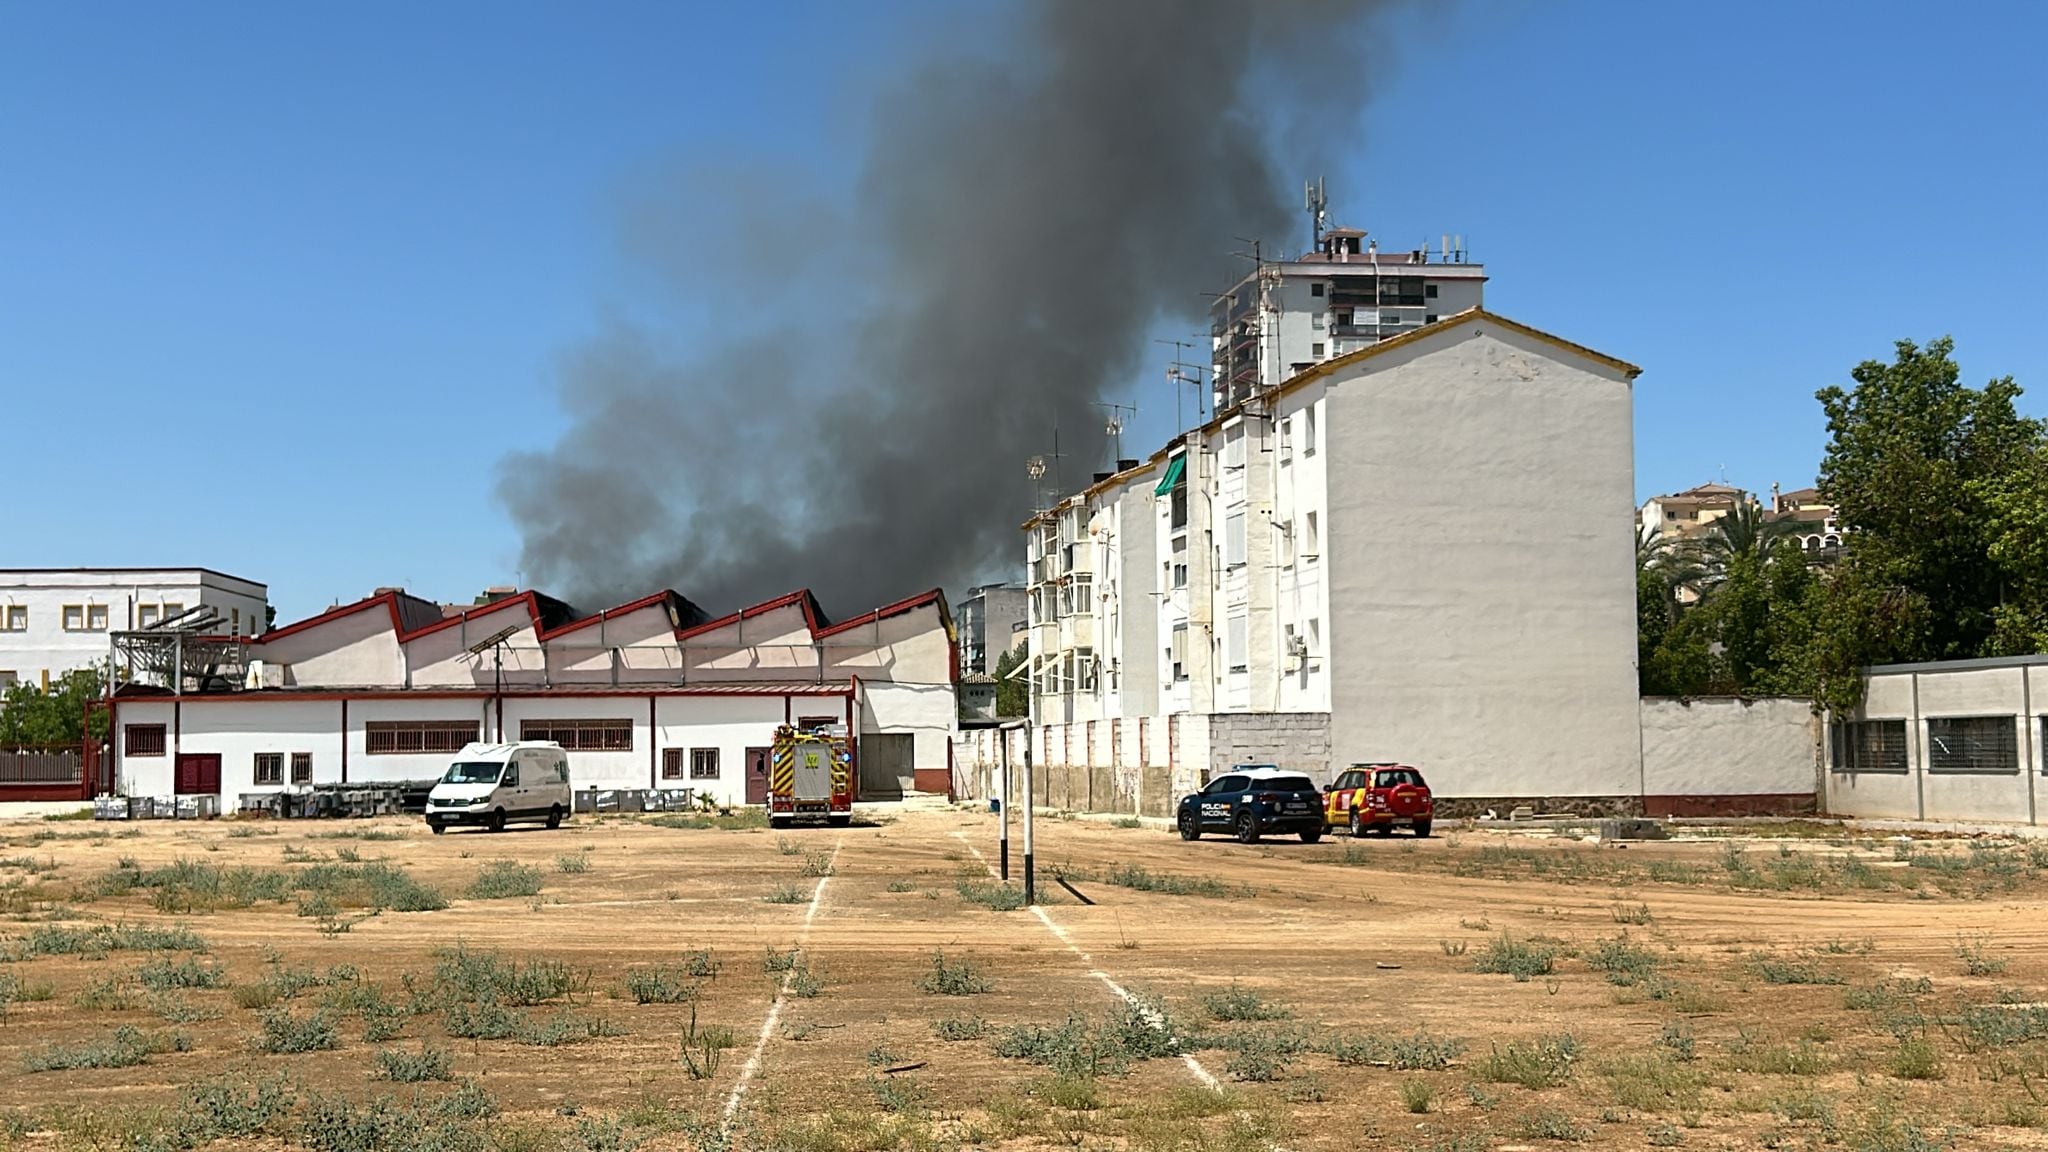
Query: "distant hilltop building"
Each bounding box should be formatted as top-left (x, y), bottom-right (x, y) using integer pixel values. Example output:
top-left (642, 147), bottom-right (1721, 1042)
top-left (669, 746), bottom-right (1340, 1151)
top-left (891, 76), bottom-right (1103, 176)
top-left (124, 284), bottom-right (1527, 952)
top-left (1638, 482), bottom-right (1750, 543)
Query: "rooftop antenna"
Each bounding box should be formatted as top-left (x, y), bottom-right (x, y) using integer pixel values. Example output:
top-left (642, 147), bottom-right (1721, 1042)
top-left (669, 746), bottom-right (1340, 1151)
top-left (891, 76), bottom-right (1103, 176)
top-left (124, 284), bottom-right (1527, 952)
top-left (468, 624), bottom-right (521, 742)
top-left (1155, 336), bottom-right (1206, 431)
top-left (1304, 176), bottom-right (1328, 251)
top-left (1026, 455), bottom-right (1048, 514)
top-left (1097, 402), bottom-right (1136, 467)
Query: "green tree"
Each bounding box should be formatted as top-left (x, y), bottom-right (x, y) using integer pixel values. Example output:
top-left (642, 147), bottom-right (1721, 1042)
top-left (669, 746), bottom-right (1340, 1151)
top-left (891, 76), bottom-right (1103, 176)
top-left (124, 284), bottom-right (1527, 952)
top-left (1816, 336), bottom-right (2041, 662)
top-left (992, 645), bottom-right (1029, 718)
top-left (0, 668), bottom-right (109, 747)
top-left (1685, 501), bottom-right (1802, 588)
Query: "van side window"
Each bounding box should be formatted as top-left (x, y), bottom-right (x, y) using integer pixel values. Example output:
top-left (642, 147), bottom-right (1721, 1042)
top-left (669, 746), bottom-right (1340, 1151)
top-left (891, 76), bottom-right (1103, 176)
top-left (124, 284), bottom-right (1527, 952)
top-left (502, 764), bottom-right (520, 787)
top-left (554, 757), bottom-right (569, 783)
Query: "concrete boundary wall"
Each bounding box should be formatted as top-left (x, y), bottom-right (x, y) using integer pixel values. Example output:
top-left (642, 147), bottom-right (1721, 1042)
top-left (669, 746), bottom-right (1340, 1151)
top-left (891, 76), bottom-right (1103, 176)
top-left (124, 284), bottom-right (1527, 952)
top-left (962, 700), bottom-right (1823, 819)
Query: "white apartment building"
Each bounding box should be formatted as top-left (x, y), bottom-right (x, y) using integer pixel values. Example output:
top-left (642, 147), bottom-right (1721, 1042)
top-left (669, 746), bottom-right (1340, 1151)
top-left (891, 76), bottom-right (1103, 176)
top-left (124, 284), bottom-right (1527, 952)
top-left (1212, 228), bottom-right (1486, 410)
top-left (0, 568), bottom-right (269, 690)
top-left (1026, 309), bottom-right (1644, 801)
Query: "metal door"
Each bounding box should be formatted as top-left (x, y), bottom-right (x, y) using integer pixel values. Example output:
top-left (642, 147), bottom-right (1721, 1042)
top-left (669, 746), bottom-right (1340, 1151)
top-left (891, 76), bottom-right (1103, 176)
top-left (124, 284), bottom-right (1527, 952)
top-left (175, 753), bottom-right (221, 796)
top-left (857, 733), bottom-right (915, 800)
top-left (745, 747), bottom-right (770, 804)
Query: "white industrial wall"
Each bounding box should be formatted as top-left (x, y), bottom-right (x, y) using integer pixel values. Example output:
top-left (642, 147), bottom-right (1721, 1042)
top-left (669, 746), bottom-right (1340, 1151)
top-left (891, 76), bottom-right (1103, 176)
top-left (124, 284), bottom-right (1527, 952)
top-left (111, 700), bottom-right (177, 797)
top-left (1639, 697), bottom-right (1818, 813)
top-left (859, 681), bottom-right (953, 774)
top-left (269, 610), bottom-right (403, 687)
top-left (1325, 323), bottom-right (1641, 798)
top-left (1829, 663), bottom-right (2046, 824)
top-left (348, 696), bottom-right (496, 784)
top-left (653, 695), bottom-right (789, 806)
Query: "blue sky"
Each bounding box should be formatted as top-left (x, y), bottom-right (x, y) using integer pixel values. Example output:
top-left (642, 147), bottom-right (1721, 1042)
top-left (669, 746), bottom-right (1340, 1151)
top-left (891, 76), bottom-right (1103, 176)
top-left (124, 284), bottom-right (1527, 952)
top-left (3, 1), bottom-right (2043, 621)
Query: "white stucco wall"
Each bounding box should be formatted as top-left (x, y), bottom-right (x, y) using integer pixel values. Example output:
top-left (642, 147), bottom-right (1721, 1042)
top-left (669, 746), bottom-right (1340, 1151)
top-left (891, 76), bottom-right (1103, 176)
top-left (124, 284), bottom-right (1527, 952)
top-left (652, 694), bottom-right (790, 806)
top-left (1639, 697), bottom-right (1818, 797)
top-left (1325, 322), bottom-right (1640, 798)
top-left (346, 696), bottom-right (495, 785)
top-left (111, 700), bottom-right (177, 797)
top-left (265, 609), bottom-right (404, 688)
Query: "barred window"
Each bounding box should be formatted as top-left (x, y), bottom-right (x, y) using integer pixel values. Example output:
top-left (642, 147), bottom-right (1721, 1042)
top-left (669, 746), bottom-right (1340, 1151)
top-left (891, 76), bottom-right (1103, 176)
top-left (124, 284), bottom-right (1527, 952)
top-left (291, 752), bottom-right (312, 785)
top-left (662, 748), bottom-right (685, 780)
top-left (1927, 716), bottom-right (2018, 774)
top-left (365, 720), bottom-right (480, 756)
top-left (691, 748), bottom-right (720, 780)
top-left (125, 724), bottom-right (167, 757)
top-left (1830, 719), bottom-right (1908, 773)
top-left (520, 719), bottom-right (633, 752)
top-left (254, 753), bottom-right (283, 786)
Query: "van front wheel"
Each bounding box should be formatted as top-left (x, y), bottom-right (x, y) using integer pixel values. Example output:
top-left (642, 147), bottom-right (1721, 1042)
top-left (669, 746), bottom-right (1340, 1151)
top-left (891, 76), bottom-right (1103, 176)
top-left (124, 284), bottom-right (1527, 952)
top-left (546, 806), bottom-right (563, 830)
top-left (487, 809), bottom-right (506, 833)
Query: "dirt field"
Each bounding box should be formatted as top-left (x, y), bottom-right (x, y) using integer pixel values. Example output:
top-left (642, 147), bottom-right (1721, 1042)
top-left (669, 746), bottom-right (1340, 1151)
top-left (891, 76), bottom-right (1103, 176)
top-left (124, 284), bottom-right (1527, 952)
top-left (5, 807), bottom-right (2048, 1151)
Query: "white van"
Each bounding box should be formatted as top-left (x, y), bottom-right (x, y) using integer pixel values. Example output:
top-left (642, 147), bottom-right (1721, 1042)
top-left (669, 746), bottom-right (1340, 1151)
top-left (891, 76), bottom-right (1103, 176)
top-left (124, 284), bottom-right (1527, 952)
top-left (424, 741), bottom-right (571, 834)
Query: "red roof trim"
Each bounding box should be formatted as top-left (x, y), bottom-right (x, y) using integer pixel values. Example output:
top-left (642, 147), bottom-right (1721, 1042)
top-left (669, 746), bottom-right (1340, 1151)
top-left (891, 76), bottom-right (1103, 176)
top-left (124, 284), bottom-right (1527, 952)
top-left (400, 592), bottom-right (541, 642)
top-left (117, 682), bottom-right (856, 704)
top-left (675, 589), bottom-right (824, 642)
top-left (539, 591), bottom-right (675, 640)
top-left (251, 592), bottom-right (405, 645)
top-left (814, 588), bottom-right (946, 638)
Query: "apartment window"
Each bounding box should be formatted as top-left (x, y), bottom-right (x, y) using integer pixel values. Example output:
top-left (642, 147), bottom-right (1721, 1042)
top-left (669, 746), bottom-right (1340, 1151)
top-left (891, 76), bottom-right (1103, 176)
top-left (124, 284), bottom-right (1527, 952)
top-left (62, 605), bottom-right (85, 631)
top-left (1279, 417), bottom-right (1293, 462)
top-left (1305, 511), bottom-right (1320, 558)
top-left (1076, 648), bottom-right (1096, 692)
top-left (1311, 342), bottom-right (1325, 358)
top-left (365, 720), bottom-right (481, 755)
top-left (1073, 571), bottom-right (1093, 610)
top-left (1308, 618), bottom-right (1320, 657)
top-left (691, 749), bottom-right (720, 780)
top-left (1926, 716), bottom-right (2018, 774)
top-left (1226, 615), bottom-right (1248, 674)
top-left (520, 719), bottom-right (634, 752)
top-left (3, 606), bottom-right (27, 632)
top-left (1224, 511), bottom-right (1246, 568)
top-left (1312, 312), bottom-right (1325, 330)
top-left (1170, 624), bottom-right (1188, 682)
top-left (1425, 283), bottom-right (1438, 298)
top-left (0, 672), bottom-right (16, 689)
top-left (138, 604), bottom-right (160, 627)
top-left (1304, 407), bottom-right (1317, 456)
top-left (291, 752), bottom-right (312, 785)
top-left (254, 753), bottom-right (284, 786)
top-left (660, 749), bottom-right (685, 780)
top-left (231, 608), bottom-right (240, 636)
top-left (1829, 719), bottom-right (1908, 774)
top-left (1173, 561), bottom-right (1188, 589)
top-left (1310, 282), bottom-right (1325, 297)
top-left (89, 605), bottom-right (108, 631)
top-left (125, 724), bottom-right (167, 757)
top-left (1224, 424), bottom-right (1245, 469)
top-left (162, 603), bottom-right (183, 620)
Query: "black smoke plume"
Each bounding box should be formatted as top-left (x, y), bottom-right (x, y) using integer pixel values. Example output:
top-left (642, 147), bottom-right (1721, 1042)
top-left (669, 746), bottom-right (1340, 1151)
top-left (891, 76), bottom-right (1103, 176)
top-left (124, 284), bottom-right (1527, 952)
top-left (501, 0), bottom-right (1388, 614)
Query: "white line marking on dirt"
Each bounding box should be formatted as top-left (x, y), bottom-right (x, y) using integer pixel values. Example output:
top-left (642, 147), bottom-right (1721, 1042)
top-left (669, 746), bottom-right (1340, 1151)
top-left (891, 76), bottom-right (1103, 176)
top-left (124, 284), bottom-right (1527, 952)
top-left (952, 831), bottom-right (1223, 1090)
top-left (721, 837), bottom-right (842, 1128)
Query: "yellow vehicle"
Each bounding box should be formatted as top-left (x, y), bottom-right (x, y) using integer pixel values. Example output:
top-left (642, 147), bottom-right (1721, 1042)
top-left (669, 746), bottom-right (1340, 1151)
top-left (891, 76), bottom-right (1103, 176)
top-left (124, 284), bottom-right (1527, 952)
top-left (768, 724), bottom-right (853, 827)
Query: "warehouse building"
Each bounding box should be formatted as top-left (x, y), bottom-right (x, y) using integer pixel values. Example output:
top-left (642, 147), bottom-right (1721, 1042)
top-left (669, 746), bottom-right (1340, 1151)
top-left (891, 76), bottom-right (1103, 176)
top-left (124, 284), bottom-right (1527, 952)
top-left (104, 584), bottom-right (958, 809)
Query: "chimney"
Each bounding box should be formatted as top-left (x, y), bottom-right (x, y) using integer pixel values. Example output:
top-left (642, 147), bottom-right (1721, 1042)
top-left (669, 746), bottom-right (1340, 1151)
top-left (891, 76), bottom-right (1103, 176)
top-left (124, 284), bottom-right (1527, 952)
top-left (1771, 482), bottom-right (1781, 512)
top-left (476, 586), bottom-right (519, 605)
top-left (1118, 458), bottom-right (1139, 472)
top-left (1093, 471), bottom-right (1112, 485)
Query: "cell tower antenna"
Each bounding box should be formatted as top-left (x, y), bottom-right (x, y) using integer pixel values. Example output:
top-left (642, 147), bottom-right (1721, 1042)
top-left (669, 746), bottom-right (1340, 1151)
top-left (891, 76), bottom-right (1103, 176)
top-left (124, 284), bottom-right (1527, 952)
top-left (1304, 176), bottom-right (1328, 251)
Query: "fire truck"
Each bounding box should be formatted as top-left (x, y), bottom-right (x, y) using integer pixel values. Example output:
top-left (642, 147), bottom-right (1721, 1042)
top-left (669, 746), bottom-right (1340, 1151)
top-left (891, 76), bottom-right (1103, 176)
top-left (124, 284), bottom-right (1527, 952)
top-left (768, 724), bottom-right (854, 827)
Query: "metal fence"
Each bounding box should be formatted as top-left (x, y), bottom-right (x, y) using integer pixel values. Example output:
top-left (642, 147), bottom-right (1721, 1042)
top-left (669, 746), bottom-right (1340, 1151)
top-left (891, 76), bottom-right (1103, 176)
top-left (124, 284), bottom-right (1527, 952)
top-left (0, 749), bottom-right (84, 785)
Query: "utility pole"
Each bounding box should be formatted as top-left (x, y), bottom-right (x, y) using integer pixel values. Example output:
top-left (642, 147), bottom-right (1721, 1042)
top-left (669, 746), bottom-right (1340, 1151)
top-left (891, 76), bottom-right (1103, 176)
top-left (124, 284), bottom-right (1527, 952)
top-left (1022, 719), bottom-right (1036, 905)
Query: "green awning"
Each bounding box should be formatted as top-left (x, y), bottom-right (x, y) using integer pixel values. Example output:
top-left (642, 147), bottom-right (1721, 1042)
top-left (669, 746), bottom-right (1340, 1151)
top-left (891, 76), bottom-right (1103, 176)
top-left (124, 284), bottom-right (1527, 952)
top-left (1153, 455), bottom-right (1185, 495)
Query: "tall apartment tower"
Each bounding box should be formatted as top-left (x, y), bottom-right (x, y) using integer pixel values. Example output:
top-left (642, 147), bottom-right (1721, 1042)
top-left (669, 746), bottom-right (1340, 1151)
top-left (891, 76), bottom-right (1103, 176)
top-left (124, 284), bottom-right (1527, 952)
top-left (1212, 228), bottom-right (1487, 410)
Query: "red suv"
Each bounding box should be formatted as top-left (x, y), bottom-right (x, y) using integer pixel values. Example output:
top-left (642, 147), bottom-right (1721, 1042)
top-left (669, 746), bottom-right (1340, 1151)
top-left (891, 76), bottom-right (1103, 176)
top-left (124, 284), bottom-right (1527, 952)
top-left (1324, 763), bottom-right (1433, 838)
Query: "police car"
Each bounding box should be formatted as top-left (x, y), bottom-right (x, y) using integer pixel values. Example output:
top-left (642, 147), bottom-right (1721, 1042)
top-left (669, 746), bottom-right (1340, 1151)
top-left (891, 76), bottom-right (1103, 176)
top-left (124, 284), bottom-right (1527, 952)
top-left (1176, 765), bottom-right (1326, 844)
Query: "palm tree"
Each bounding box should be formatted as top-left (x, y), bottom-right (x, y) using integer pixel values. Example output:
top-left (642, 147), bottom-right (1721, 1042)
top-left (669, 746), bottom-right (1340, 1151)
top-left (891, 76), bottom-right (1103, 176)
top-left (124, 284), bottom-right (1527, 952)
top-left (1637, 523), bottom-right (1704, 626)
top-left (1687, 501), bottom-right (1802, 586)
